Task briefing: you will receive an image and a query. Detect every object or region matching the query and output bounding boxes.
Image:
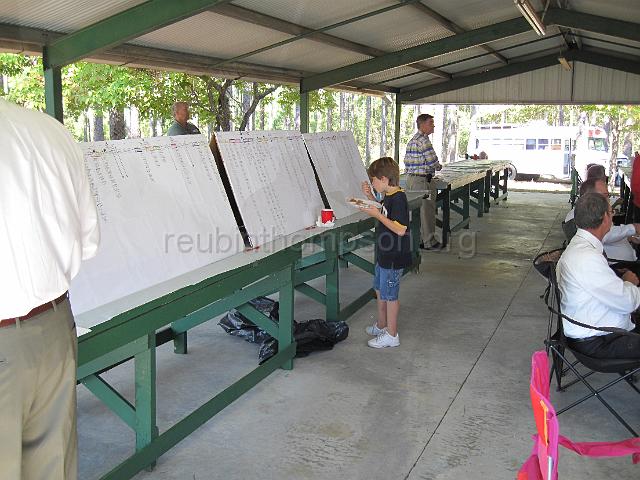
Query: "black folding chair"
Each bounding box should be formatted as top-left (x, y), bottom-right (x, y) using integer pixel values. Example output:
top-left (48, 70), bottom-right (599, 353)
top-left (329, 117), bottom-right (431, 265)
top-left (542, 257), bottom-right (640, 436)
top-left (561, 219), bottom-right (577, 243)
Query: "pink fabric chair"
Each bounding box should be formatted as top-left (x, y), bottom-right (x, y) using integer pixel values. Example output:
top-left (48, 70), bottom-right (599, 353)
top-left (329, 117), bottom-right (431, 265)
top-left (518, 351), bottom-right (640, 479)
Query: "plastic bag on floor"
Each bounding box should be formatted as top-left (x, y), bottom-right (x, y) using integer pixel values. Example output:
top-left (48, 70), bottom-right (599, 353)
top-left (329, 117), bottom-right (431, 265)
top-left (218, 296), bottom-right (278, 344)
top-left (258, 319), bottom-right (349, 364)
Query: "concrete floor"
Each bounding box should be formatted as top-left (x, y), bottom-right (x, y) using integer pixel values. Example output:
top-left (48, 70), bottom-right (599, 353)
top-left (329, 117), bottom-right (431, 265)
top-left (78, 192), bottom-right (640, 479)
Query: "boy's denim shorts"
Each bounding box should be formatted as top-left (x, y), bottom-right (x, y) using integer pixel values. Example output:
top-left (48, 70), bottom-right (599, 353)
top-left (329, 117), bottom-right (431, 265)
top-left (373, 264), bottom-right (403, 301)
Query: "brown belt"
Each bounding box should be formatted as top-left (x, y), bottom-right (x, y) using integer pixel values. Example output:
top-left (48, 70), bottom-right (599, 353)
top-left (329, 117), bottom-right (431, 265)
top-left (0, 292), bottom-right (69, 328)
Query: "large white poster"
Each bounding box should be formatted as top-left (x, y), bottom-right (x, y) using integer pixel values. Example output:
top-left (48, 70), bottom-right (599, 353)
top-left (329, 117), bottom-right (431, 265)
top-left (303, 131), bottom-right (370, 219)
top-left (70, 135), bottom-right (243, 316)
top-left (214, 130), bottom-right (325, 247)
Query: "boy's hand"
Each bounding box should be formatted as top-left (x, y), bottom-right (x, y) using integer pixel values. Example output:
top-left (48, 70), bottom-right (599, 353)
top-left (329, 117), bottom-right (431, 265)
top-left (361, 181), bottom-right (375, 200)
top-left (360, 205), bottom-right (381, 218)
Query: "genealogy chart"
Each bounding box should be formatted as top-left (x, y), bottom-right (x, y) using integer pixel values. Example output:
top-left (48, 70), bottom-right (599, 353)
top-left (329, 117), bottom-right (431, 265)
top-left (70, 135), bottom-right (244, 316)
top-left (303, 131), bottom-right (370, 219)
top-left (214, 130), bottom-right (324, 247)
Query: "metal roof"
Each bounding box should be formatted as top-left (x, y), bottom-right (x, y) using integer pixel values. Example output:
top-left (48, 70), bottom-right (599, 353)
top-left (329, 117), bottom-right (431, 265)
top-left (0, 0), bottom-right (639, 104)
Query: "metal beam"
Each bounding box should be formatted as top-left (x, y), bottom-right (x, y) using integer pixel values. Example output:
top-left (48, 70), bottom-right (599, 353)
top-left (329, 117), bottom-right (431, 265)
top-left (410, 2), bottom-right (508, 64)
top-left (212, 3), bottom-right (450, 80)
top-left (301, 16), bottom-right (531, 92)
top-left (545, 7), bottom-right (640, 43)
top-left (43, 45), bottom-right (63, 122)
top-left (571, 49), bottom-right (640, 76)
top-left (398, 54), bottom-right (560, 102)
top-left (44, 0), bottom-right (232, 68)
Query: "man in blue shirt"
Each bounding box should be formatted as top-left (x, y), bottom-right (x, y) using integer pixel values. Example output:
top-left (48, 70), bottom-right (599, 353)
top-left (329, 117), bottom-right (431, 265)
top-left (404, 114), bottom-right (442, 249)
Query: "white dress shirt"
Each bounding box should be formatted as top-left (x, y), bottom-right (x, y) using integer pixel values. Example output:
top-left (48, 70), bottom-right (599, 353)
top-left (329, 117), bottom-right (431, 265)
top-left (0, 99), bottom-right (100, 318)
top-left (565, 208), bottom-right (636, 261)
top-left (557, 229), bottom-right (640, 339)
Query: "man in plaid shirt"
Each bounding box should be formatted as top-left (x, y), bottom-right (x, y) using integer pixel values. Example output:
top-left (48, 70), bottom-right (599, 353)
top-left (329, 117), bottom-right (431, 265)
top-left (405, 113), bottom-right (443, 249)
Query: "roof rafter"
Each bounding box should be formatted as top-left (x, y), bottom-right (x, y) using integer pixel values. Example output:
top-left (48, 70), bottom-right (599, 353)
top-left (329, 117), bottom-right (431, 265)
top-left (410, 1), bottom-right (508, 64)
top-left (212, 3), bottom-right (450, 79)
top-left (545, 8), bottom-right (640, 43)
top-left (397, 54), bottom-right (560, 102)
top-left (44, 0), bottom-right (233, 68)
top-left (300, 16), bottom-right (532, 93)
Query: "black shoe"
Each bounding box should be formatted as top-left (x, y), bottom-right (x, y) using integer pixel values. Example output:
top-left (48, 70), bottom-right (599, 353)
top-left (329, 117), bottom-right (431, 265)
top-left (419, 242), bottom-right (427, 250)
top-left (424, 241), bottom-right (443, 251)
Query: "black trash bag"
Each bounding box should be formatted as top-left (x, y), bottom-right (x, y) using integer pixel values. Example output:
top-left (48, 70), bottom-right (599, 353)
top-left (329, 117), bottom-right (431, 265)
top-left (258, 320), bottom-right (349, 364)
top-left (218, 296), bottom-right (278, 344)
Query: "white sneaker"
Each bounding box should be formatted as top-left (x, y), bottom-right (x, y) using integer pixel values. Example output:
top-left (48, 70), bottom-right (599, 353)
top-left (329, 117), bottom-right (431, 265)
top-left (367, 331), bottom-right (400, 348)
top-left (366, 323), bottom-right (385, 336)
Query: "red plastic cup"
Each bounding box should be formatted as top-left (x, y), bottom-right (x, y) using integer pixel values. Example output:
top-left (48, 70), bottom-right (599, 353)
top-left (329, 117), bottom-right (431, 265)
top-left (321, 209), bottom-right (334, 223)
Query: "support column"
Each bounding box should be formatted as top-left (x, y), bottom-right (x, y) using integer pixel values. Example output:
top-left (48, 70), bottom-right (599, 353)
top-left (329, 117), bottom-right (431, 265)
top-left (278, 265), bottom-right (295, 371)
top-left (43, 47), bottom-right (63, 123)
top-left (394, 96), bottom-right (402, 162)
top-left (299, 88), bottom-right (309, 134)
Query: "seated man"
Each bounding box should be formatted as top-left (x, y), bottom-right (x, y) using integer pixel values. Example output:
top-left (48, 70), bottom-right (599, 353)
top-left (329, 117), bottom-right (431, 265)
top-left (565, 177), bottom-right (640, 261)
top-left (557, 193), bottom-right (640, 359)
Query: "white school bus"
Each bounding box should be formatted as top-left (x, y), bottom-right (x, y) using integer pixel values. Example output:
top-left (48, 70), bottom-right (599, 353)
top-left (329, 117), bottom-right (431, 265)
top-left (473, 124), bottom-right (609, 180)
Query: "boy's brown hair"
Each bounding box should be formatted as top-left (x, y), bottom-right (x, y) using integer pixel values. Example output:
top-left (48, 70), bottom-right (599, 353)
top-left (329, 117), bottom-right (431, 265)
top-left (367, 156), bottom-right (400, 186)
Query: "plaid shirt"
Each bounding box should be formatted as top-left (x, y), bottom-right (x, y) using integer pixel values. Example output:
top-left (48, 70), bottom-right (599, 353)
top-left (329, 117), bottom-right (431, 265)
top-left (404, 132), bottom-right (439, 175)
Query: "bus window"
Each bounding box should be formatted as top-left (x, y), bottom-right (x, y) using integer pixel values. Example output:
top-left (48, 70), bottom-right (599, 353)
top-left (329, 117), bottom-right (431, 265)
top-left (526, 139), bottom-right (536, 150)
top-left (537, 139), bottom-right (549, 150)
top-left (588, 138), bottom-right (607, 151)
top-left (551, 138), bottom-right (562, 150)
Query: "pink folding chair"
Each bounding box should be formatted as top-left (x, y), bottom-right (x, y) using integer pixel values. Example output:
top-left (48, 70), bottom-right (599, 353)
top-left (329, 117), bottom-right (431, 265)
top-left (518, 351), bottom-right (640, 479)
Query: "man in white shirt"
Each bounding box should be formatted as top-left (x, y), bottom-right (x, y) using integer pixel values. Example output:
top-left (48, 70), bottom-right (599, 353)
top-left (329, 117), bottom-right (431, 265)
top-left (557, 192), bottom-right (640, 359)
top-left (564, 177), bottom-right (640, 261)
top-left (0, 98), bottom-right (100, 480)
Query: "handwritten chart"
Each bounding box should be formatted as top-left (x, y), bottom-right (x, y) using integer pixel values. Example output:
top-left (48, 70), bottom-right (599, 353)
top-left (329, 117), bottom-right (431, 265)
top-left (303, 131), bottom-right (370, 219)
top-left (214, 130), bottom-right (324, 246)
top-left (70, 135), bottom-right (243, 315)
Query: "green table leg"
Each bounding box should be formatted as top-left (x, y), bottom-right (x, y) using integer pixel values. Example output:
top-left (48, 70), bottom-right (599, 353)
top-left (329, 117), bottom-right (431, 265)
top-left (324, 233), bottom-right (340, 322)
top-left (278, 265), bottom-right (295, 370)
top-left (135, 334), bottom-right (157, 458)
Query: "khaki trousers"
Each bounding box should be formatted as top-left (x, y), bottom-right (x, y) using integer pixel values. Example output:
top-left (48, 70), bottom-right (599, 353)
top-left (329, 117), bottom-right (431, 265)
top-left (0, 298), bottom-right (78, 480)
top-left (406, 174), bottom-right (439, 246)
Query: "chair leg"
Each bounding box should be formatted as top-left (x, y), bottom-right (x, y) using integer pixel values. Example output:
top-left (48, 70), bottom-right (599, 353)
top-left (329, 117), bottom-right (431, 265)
top-left (557, 361), bottom-right (640, 437)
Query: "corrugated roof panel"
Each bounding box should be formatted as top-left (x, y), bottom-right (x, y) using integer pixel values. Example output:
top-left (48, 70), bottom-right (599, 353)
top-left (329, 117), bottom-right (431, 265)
top-left (231, 0), bottom-right (398, 30)
top-left (133, 11), bottom-right (293, 59)
top-left (244, 38), bottom-right (371, 73)
top-left (357, 66), bottom-right (423, 85)
top-left (407, 64), bottom-right (575, 104)
top-left (570, 0), bottom-right (640, 23)
top-left (0, 0), bottom-right (145, 33)
top-left (573, 62), bottom-right (640, 103)
top-left (488, 33), bottom-right (565, 58)
top-left (328, 8), bottom-right (454, 52)
top-left (384, 72), bottom-right (439, 89)
top-left (413, 0), bottom-right (523, 29)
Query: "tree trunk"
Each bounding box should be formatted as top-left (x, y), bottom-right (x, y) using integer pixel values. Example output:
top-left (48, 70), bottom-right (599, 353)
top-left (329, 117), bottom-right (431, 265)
top-left (149, 117), bottom-right (157, 137)
top-left (327, 102), bottom-right (333, 131)
top-left (242, 86), bottom-right (251, 130)
top-left (558, 105), bottom-right (565, 126)
top-left (83, 112), bottom-right (90, 142)
top-left (365, 95), bottom-right (371, 166)
top-left (239, 84), bottom-right (278, 131)
top-left (213, 79), bottom-right (234, 131)
top-left (623, 132), bottom-right (633, 159)
top-left (295, 101), bottom-right (300, 131)
top-left (339, 92), bottom-right (345, 129)
top-left (0, 75), bottom-right (4, 94)
top-left (609, 115), bottom-right (620, 186)
top-left (260, 103), bottom-right (266, 130)
top-left (93, 111), bottom-right (105, 141)
top-left (380, 97), bottom-right (390, 157)
top-left (109, 108), bottom-right (127, 140)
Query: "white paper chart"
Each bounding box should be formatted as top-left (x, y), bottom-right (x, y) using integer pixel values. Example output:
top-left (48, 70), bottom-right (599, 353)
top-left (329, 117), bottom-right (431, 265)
top-left (303, 131), bottom-right (370, 219)
top-left (70, 135), bottom-right (244, 316)
top-left (214, 130), bottom-right (325, 247)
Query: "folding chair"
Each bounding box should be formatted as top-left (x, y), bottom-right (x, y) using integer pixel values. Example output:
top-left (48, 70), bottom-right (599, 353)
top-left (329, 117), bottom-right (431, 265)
top-left (543, 261), bottom-right (640, 437)
top-left (518, 351), bottom-right (640, 480)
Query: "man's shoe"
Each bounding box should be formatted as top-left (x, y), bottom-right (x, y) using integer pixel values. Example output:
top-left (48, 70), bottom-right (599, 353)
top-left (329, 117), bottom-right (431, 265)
top-left (366, 323), bottom-right (385, 336)
top-left (424, 241), bottom-right (443, 251)
top-left (367, 331), bottom-right (400, 348)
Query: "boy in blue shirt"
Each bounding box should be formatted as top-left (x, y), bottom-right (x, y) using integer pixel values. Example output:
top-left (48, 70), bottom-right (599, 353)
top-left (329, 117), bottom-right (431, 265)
top-left (360, 157), bottom-right (412, 348)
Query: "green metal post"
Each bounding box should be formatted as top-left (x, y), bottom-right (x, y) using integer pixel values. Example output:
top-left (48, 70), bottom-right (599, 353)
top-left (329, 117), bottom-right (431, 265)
top-left (394, 96), bottom-right (402, 162)
top-left (43, 47), bottom-right (63, 122)
top-left (278, 265), bottom-right (295, 370)
top-left (324, 232), bottom-right (340, 322)
top-left (300, 88), bottom-right (309, 133)
top-left (135, 334), bottom-right (157, 455)
top-left (462, 184), bottom-right (470, 228)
